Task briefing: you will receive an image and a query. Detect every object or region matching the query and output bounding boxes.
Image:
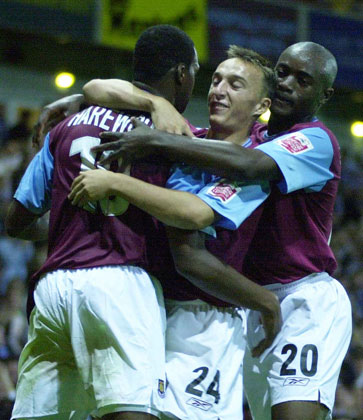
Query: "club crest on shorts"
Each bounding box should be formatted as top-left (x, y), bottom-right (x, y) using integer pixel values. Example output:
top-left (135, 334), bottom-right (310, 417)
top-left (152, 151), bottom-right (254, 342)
top-left (207, 180), bottom-right (241, 203)
top-left (283, 377), bottom-right (310, 386)
top-left (158, 379), bottom-right (166, 398)
top-left (276, 132), bottom-right (313, 154)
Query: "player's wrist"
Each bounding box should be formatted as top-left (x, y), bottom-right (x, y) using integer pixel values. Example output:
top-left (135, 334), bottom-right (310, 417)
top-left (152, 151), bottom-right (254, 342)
top-left (108, 172), bottom-right (129, 196)
top-left (149, 96), bottom-right (169, 114)
top-left (260, 291), bottom-right (280, 316)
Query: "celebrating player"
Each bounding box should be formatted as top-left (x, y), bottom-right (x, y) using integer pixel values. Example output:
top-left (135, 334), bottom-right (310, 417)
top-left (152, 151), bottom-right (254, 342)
top-left (70, 47), bottom-right (280, 419)
top-left (8, 26), bottom-right (279, 419)
top-left (79, 42), bottom-right (352, 420)
top-left (6, 25), bottom-right (202, 420)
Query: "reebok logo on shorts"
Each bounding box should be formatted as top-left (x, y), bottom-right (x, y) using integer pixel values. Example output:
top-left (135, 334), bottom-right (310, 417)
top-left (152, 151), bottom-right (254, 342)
top-left (186, 397), bottom-right (213, 411)
top-left (207, 181), bottom-right (241, 203)
top-left (276, 133), bottom-right (313, 154)
top-left (283, 377), bottom-right (310, 386)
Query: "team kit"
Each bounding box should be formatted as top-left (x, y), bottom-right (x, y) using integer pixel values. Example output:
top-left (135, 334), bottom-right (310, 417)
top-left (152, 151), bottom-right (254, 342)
top-left (6, 25), bottom-right (352, 420)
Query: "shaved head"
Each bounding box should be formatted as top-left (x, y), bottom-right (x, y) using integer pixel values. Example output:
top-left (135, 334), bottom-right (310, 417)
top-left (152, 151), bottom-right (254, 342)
top-left (270, 41), bottom-right (338, 131)
top-left (280, 42), bottom-right (338, 89)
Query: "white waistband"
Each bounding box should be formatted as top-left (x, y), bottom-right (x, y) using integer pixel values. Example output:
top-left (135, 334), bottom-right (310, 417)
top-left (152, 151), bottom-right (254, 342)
top-left (264, 272), bottom-right (331, 299)
top-left (165, 298), bottom-right (240, 314)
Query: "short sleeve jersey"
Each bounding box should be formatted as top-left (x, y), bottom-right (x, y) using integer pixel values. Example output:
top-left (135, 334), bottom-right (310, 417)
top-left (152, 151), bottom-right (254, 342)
top-left (15, 112), bottom-right (237, 309)
top-left (241, 119), bottom-right (341, 285)
top-left (159, 126), bottom-right (268, 304)
top-left (14, 106), bottom-right (172, 283)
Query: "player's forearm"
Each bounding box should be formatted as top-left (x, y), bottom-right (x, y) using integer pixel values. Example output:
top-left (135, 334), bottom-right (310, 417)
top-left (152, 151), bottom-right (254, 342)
top-left (12, 218), bottom-right (48, 241)
top-left (145, 131), bottom-right (280, 181)
top-left (172, 239), bottom-right (279, 313)
top-left (44, 93), bottom-right (86, 113)
top-left (108, 173), bottom-right (215, 229)
top-left (83, 79), bottom-right (154, 112)
top-left (5, 200), bottom-right (48, 241)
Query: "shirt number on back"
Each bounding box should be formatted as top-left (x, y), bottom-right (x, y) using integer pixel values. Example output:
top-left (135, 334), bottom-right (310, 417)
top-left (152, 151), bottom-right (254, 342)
top-left (69, 136), bottom-right (129, 216)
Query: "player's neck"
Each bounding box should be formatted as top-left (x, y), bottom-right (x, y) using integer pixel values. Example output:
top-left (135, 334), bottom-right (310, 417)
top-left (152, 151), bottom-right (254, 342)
top-left (132, 81), bottom-right (173, 105)
top-left (206, 127), bottom-right (249, 144)
top-left (267, 113), bottom-right (314, 135)
top-left (207, 125), bottom-right (250, 145)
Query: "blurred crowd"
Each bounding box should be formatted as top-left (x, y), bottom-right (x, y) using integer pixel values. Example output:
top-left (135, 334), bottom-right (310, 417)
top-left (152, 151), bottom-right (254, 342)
top-left (0, 106), bottom-right (361, 419)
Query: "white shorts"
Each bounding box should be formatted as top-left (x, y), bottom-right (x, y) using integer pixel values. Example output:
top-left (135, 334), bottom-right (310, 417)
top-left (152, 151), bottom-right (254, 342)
top-left (243, 272), bottom-right (352, 420)
top-left (12, 265), bottom-right (166, 420)
top-left (162, 299), bottom-right (246, 420)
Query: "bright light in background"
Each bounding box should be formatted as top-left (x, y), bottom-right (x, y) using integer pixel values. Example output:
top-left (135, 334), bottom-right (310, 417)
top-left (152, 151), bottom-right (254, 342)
top-left (55, 72), bottom-right (75, 89)
top-left (351, 121), bottom-right (363, 137)
top-left (259, 109), bottom-right (270, 122)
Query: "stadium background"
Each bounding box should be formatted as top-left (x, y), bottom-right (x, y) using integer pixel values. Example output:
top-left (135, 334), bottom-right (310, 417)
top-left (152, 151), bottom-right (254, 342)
top-left (0, 0), bottom-right (361, 419)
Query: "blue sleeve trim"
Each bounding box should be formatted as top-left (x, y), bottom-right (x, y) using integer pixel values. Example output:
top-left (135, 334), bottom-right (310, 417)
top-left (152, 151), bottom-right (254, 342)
top-left (14, 133), bottom-right (54, 214)
top-left (166, 165), bottom-right (212, 193)
top-left (256, 127), bottom-right (334, 193)
top-left (167, 165), bottom-right (269, 230)
top-left (197, 180), bottom-right (270, 230)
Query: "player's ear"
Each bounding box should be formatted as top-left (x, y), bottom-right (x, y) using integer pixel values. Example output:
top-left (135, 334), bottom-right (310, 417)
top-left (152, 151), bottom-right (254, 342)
top-left (320, 87), bottom-right (334, 106)
top-left (253, 97), bottom-right (271, 120)
top-left (175, 63), bottom-right (186, 85)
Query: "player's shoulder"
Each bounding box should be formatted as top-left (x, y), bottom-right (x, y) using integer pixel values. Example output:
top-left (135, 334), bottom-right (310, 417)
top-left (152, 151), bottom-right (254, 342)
top-left (258, 119), bottom-right (338, 160)
top-left (289, 119), bottom-right (337, 143)
top-left (275, 119), bottom-right (335, 145)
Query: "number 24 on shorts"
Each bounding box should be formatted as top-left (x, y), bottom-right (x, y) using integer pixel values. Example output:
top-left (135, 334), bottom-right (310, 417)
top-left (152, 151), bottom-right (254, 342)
top-left (185, 367), bottom-right (221, 404)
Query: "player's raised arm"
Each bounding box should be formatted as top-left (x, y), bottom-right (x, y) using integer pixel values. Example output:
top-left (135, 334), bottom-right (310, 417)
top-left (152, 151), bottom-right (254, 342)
top-left (83, 79), bottom-right (193, 136)
top-left (32, 94), bottom-right (86, 149)
top-left (83, 79), bottom-right (151, 111)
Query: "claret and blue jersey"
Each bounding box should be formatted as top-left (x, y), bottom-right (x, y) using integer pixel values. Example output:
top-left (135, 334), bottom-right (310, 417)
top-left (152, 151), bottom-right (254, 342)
top-left (167, 163), bottom-right (270, 231)
top-left (167, 118), bottom-right (340, 286)
top-left (14, 106), bottom-right (170, 284)
top-left (14, 108), bottom-right (340, 303)
top-left (244, 119), bottom-right (340, 285)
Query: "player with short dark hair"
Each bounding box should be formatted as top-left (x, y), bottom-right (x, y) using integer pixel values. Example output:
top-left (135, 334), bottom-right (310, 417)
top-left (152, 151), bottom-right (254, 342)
top-left (70, 45), bottom-right (282, 420)
top-left (80, 41), bottom-right (352, 420)
top-left (133, 25), bottom-right (195, 83)
top-left (7, 26), bottom-right (283, 420)
top-left (5, 24), bottom-right (204, 420)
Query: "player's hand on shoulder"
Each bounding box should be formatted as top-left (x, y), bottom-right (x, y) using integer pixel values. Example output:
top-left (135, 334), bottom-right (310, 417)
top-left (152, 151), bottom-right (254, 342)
top-left (151, 96), bottom-right (193, 136)
top-left (33, 94), bottom-right (85, 149)
top-left (252, 292), bottom-right (282, 358)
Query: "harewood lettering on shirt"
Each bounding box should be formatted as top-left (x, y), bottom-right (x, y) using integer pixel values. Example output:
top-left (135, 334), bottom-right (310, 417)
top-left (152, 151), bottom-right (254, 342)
top-left (67, 106), bottom-right (152, 132)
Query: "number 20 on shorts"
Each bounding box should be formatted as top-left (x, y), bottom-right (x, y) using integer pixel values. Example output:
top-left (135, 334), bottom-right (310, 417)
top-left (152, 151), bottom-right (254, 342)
top-left (280, 344), bottom-right (318, 377)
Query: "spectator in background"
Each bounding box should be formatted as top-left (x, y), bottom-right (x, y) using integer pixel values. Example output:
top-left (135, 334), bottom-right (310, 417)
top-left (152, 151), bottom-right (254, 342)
top-left (0, 238), bottom-right (34, 296)
top-left (330, 145), bottom-right (363, 419)
top-left (0, 105), bottom-right (9, 147)
top-left (340, 149), bottom-right (363, 224)
top-left (7, 110), bottom-right (32, 145)
top-left (0, 279), bottom-right (27, 419)
top-left (352, 345), bottom-right (363, 419)
top-left (0, 116), bottom-right (35, 297)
